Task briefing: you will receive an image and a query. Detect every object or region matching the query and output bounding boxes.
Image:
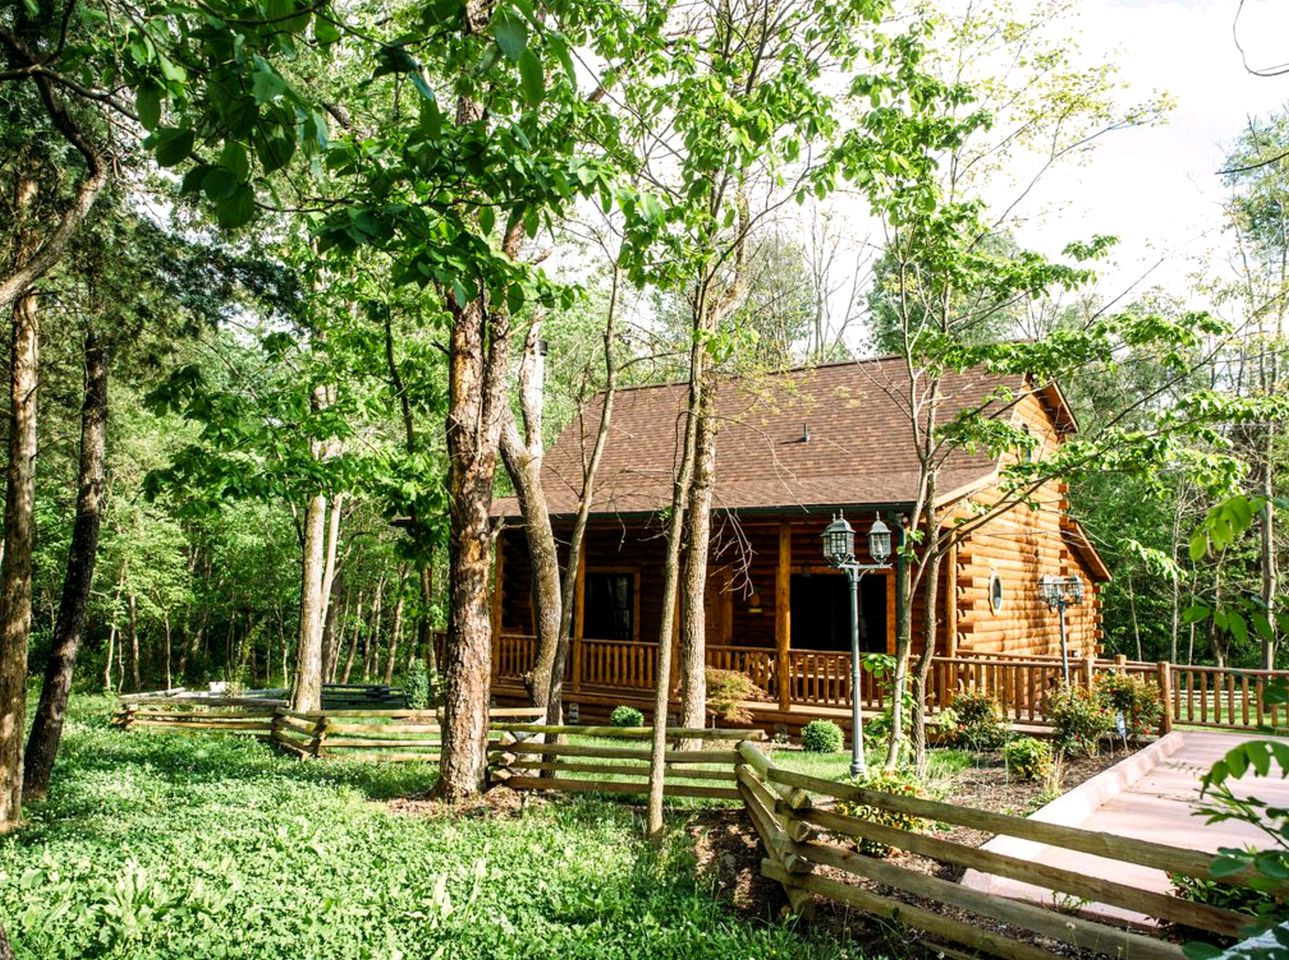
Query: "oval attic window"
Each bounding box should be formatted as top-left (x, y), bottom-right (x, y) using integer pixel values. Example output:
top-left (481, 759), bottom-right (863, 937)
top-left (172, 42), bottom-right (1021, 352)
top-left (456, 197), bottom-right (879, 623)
top-left (989, 573), bottom-right (1004, 614)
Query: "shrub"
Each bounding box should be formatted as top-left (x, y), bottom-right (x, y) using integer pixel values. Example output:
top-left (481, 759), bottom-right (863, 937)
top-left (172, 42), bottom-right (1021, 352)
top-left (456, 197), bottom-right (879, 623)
top-left (1095, 672), bottom-right (1162, 743)
top-left (1045, 685), bottom-right (1114, 756)
top-left (405, 660), bottom-right (431, 710)
top-left (837, 768), bottom-right (928, 857)
top-left (801, 719), bottom-right (845, 753)
top-left (949, 690), bottom-right (1008, 750)
top-left (705, 668), bottom-right (769, 725)
top-left (609, 705), bottom-right (644, 728)
top-left (1002, 736), bottom-right (1053, 781)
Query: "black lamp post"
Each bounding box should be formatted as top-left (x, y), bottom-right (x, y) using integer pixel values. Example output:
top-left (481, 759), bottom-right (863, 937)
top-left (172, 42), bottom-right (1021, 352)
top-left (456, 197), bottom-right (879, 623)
top-left (822, 511), bottom-right (894, 777)
top-left (1039, 574), bottom-right (1086, 685)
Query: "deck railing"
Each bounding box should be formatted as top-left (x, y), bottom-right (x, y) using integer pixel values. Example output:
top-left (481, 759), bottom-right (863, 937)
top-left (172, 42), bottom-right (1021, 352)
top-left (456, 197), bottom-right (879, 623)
top-left (1169, 664), bottom-right (1289, 729)
top-left (485, 632), bottom-right (1289, 731)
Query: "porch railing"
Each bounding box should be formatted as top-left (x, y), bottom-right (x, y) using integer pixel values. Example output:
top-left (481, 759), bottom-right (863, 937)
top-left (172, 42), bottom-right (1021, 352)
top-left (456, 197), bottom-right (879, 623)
top-left (483, 633), bottom-right (1289, 732)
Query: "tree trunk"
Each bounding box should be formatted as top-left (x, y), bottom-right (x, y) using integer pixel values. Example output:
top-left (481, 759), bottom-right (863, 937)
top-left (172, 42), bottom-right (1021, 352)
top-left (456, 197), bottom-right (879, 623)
top-left (646, 325), bottom-right (708, 836)
top-left (0, 919), bottom-right (14, 960)
top-left (678, 390), bottom-right (716, 736)
top-left (911, 507), bottom-right (943, 777)
top-left (364, 577), bottom-right (385, 683)
top-left (384, 571), bottom-right (407, 684)
top-left (433, 267), bottom-right (513, 802)
top-left (24, 331), bottom-right (107, 802)
top-left (103, 621), bottom-right (116, 693)
top-left (499, 324), bottom-right (561, 707)
top-left (127, 591), bottom-right (141, 692)
top-left (546, 268), bottom-right (620, 724)
top-left (291, 491), bottom-right (327, 708)
top-left (341, 591), bottom-right (363, 684)
top-left (0, 172), bottom-right (41, 831)
top-left (419, 562), bottom-right (437, 682)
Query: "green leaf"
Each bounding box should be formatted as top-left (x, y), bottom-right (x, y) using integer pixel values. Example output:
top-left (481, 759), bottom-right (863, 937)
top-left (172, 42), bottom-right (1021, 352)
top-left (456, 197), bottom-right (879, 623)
top-left (152, 127), bottom-right (195, 167)
top-left (256, 135), bottom-right (296, 173)
top-left (374, 45), bottom-right (418, 77)
top-left (215, 184), bottom-right (255, 229)
top-left (251, 58), bottom-right (288, 104)
top-left (180, 164), bottom-right (211, 195)
top-left (546, 31), bottom-right (577, 85)
top-left (1188, 530), bottom-right (1207, 563)
top-left (201, 166), bottom-right (239, 200)
top-left (479, 206), bottom-right (495, 235)
top-left (518, 48), bottom-right (544, 107)
top-left (220, 142), bottom-right (250, 181)
top-left (492, 10), bottom-right (528, 62)
top-left (313, 17), bottom-right (341, 44)
top-left (136, 85), bottom-right (162, 131)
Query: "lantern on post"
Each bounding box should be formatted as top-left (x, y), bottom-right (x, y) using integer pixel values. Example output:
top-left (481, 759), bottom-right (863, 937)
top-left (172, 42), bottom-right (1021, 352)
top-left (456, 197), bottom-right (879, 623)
top-left (1039, 574), bottom-right (1086, 686)
top-left (822, 511), bottom-right (896, 777)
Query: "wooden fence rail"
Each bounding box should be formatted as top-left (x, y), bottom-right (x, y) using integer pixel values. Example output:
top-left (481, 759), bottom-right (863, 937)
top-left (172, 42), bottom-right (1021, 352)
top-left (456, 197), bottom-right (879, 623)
top-left (735, 746), bottom-right (1262, 959)
top-left (486, 722), bottom-right (764, 801)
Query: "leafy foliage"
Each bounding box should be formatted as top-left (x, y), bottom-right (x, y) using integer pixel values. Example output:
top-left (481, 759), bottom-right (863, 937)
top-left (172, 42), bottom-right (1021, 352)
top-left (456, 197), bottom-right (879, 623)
top-left (609, 706), bottom-right (644, 728)
top-left (1002, 736), bottom-right (1053, 782)
top-left (800, 720), bottom-right (845, 754)
top-left (1044, 686), bottom-right (1115, 757)
top-left (836, 768), bottom-right (929, 858)
top-left (405, 660), bottom-right (431, 710)
top-left (0, 698), bottom-right (847, 960)
top-left (704, 670), bottom-right (769, 726)
top-left (948, 691), bottom-right (1008, 751)
top-left (1095, 672), bottom-right (1163, 744)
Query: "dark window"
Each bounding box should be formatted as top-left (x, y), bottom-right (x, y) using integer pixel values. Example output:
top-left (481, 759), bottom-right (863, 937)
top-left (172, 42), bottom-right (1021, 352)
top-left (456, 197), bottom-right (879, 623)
top-left (584, 573), bottom-right (634, 640)
top-left (990, 573), bottom-right (1004, 614)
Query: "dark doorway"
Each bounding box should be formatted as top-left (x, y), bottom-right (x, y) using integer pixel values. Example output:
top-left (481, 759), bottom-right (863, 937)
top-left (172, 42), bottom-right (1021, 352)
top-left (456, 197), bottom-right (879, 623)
top-left (584, 572), bottom-right (634, 640)
top-left (790, 573), bottom-right (887, 653)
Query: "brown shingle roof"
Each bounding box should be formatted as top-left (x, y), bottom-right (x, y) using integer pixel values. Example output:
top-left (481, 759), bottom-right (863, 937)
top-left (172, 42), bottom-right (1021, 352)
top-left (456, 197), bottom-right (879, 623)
top-left (499, 357), bottom-right (1062, 518)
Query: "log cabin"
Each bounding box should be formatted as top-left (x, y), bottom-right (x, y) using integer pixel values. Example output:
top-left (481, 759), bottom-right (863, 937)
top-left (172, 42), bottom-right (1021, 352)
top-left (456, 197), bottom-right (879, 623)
top-left (490, 357), bottom-right (1111, 730)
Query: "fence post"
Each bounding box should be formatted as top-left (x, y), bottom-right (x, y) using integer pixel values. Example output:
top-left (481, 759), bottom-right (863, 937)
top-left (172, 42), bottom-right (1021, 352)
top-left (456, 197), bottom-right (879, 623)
top-left (1156, 661), bottom-right (1173, 735)
top-left (311, 715), bottom-right (329, 758)
top-left (1114, 653), bottom-right (1126, 673)
top-left (1083, 654), bottom-right (1096, 690)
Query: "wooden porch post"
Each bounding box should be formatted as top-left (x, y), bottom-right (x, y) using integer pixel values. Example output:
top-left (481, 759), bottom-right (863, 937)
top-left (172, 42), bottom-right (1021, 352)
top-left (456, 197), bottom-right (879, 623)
top-left (1156, 661), bottom-right (1173, 735)
top-left (571, 550), bottom-right (585, 693)
top-left (491, 531), bottom-right (505, 683)
top-left (944, 540), bottom-right (958, 659)
top-left (776, 523), bottom-right (792, 712)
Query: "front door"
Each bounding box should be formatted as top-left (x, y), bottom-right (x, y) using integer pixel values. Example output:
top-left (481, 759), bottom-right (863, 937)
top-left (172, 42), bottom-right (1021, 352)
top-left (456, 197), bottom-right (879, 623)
top-left (790, 572), bottom-right (887, 653)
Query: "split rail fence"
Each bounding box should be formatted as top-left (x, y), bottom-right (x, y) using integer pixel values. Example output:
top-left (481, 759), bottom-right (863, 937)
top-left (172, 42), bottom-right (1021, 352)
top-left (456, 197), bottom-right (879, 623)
top-left (113, 702), bottom-right (1268, 956)
top-left (113, 699), bottom-right (544, 762)
top-left (486, 729), bottom-right (1265, 957)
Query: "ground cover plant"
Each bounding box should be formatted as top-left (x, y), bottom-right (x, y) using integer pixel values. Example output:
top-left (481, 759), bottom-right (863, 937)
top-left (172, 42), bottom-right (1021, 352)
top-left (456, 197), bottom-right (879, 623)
top-left (0, 698), bottom-right (855, 960)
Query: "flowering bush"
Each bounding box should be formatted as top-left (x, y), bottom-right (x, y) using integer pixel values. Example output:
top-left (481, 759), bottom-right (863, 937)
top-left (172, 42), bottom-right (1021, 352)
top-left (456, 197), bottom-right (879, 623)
top-left (1095, 672), bottom-right (1162, 743)
top-left (1045, 685), bottom-right (1115, 756)
top-left (949, 690), bottom-right (1008, 750)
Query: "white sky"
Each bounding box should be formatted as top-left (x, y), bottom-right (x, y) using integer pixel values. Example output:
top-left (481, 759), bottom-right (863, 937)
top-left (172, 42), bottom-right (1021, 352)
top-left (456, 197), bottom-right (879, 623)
top-left (1014, 0), bottom-right (1289, 298)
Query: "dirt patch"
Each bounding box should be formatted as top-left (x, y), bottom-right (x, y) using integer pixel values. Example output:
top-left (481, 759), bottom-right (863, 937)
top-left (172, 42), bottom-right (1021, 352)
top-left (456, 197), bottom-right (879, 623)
top-left (389, 784), bottom-right (534, 819)
top-left (689, 809), bottom-right (789, 916)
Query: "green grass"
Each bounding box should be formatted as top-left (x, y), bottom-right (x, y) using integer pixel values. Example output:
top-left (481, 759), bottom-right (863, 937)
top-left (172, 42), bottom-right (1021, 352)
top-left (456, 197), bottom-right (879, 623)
top-left (0, 697), bottom-right (862, 960)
